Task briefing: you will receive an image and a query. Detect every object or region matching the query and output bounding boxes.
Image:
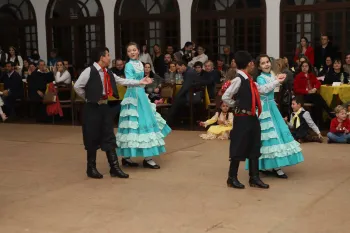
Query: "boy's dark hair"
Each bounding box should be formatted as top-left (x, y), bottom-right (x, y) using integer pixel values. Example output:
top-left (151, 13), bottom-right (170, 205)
top-left (176, 60), bottom-right (188, 67)
top-left (234, 50), bottom-right (253, 69)
top-left (184, 41), bottom-right (193, 48)
top-left (193, 61), bottom-right (203, 68)
top-left (92, 47), bottom-right (109, 63)
top-left (5, 61), bottom-right (15, 67)
top-left (292, 96), bottom-right (304, 106)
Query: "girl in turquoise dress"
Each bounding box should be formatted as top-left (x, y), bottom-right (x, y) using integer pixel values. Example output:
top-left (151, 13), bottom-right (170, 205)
top-left (246, 55), bottom-right (304, 178)
top-left (116, 42), bottom-right (171, 169)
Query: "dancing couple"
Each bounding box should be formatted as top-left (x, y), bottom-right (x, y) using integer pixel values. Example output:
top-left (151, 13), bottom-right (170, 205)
top-left (74, 44), bottom-right (171, 179)
top-left (222, 51), bottom-right (304, 189)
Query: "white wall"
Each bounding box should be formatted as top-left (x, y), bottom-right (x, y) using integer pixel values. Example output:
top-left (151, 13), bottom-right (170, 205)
top-left (266, 0), bottom-right (280, 58)
top-left (28, 0), bottom-right (281, 62)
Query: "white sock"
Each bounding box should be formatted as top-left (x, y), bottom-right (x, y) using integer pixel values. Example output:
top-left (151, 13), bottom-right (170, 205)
top-left (145, 158), bottom-right (157, 166)
top-left (274, 168), bottom-right (285, 176)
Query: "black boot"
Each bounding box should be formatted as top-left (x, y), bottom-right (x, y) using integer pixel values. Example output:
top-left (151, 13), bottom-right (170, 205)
top-left (86, 150), bottom-right (103, 179)
top-left (249, 159), bottom-right (269, 189)
top-left (227, 160), bottom-right (245, 189)
top-left (106, 150), bottom-right (129, 178)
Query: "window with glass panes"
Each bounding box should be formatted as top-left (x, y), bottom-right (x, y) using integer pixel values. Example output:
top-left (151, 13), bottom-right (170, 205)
top-left (46, 0), bottom-right (105, 69)
top-left (281, 0), bottom-right (350, 61)
top-left (0, 0), bottom-right (37, 57)
top-left (192, 0), bottom-right (266, 60)
top-left (115, 0), bottom-right (180, 58)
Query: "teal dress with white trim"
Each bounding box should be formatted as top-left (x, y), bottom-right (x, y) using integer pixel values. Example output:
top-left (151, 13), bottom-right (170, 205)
top-left (246, 72), bottom-right (304, 170)
top-left (116, 59), bottom-right (171, 157)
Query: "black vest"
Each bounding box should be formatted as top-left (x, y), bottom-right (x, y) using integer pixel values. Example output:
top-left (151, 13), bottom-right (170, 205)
top-left (293, 111), bottom-right (308, 133)
top-left (85, 65), bottom-right (119, 103)
top-left (234, 74), bottom-right (253, 110)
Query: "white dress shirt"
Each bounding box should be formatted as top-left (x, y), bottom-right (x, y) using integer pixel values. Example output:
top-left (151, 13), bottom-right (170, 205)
top-left (188, 54), bottom-right (209, 67)
top-left (288, 108), bottom-right (321, 135)
top-left (139, 53), bottom-right (154, 72)
top-left (55, 70), bottom-right (71, 84)
top-left (74, 62), bottom-right (140, 99)
top-left (222, 70), bottom-right (249, 107)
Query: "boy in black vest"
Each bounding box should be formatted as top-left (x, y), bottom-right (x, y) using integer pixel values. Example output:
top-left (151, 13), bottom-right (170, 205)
top-left (222, 51), bottom-right (269, 189)
top-left (74, 47), bottom-right (152, 179)
top-left (286, 96), bottom-right (323, 143)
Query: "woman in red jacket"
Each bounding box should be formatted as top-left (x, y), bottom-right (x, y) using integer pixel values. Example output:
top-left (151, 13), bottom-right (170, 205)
top-left (294, 61), bottom-right (334, 123)
top-left (294, 37), bottom-right (315, 66)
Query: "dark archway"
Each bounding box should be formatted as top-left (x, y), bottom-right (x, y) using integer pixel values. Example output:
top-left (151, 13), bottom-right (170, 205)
top-left (115, 0), bottom-right (180, 59)
top-left (0, 0), bottom-right (37, 58)
top-left (46, 0), bottom-right (105, 69)
top-left (191, 0), bottom-right (266, 60)
top-left (280, 0), bottom-right (350, 60)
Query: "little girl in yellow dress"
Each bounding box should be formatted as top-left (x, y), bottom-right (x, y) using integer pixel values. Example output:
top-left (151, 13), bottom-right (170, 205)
top-left (199, 102), bottom-right (233, 140)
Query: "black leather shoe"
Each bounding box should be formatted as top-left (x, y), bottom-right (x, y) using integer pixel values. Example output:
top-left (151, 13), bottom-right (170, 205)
top-left (122, 158), bottom-right (139, 167)
top-left (249, 176), bottom-right (269, 189)
top-left (87, 150), bottom-right (103, 179)
top-left (227, 177), bottom-right (245, 189)
top-left (273, 169), bottom-right (288, 179)
top-left (106, 150), bottom-right (129, 178)
top-left (143, 159), bottom-right (160, 169)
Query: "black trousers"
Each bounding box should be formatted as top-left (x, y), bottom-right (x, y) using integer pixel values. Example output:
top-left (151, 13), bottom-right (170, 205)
top-left (82, 103), bottom-right (117, 152)
top-left (229, 115), bottom-right (261, 161)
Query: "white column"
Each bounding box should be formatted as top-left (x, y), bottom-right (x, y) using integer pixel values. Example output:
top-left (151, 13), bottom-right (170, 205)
top-left (178, 0), bottom-right (193, 47)
top-left (265, 0), bottom-right (281, 58)
top-left (31, 0), bottom-right (50, 62)
top-left (100, 0), bottom-right (117, 61)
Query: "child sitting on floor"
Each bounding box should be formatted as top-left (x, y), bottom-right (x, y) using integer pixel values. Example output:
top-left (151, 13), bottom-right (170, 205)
top-left (285, 96), bottom-right (322, 143)
top-left (199, 102), bottom-right (233, 140)
top-left (0, 94), bottom-right (7, 122)
top-left (327, 105), bottom-right (350, 144)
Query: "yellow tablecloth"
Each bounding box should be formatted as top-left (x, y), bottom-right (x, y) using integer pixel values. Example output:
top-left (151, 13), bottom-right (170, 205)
top-left (320, 85), bottom-right (350, 106)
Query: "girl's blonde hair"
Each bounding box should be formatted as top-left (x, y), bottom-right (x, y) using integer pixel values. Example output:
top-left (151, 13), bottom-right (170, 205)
top-left (334, 105), bottom-right (346, 114)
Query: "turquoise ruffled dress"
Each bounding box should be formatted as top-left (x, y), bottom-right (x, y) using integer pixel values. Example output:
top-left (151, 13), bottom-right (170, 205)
top-left (116, 59), bottom-right (171, 157)
top-left (246, 73), bottom-right (304, 170)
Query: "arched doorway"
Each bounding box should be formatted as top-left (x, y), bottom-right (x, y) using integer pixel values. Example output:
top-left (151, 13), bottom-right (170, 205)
top-left (115, 0), bottom-right (180, 58)
top-left (46, 0), bottom-right (105, 69)
top-left (280, 0), bottom-right (350, 60)
top-left (191, 0), bottom-right (266, 60)
top-left (0, 0), bottom-right (37, 58)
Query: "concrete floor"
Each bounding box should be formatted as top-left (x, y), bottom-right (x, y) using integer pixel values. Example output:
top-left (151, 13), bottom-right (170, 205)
top-left (0, 124), bottom-right (349, 233)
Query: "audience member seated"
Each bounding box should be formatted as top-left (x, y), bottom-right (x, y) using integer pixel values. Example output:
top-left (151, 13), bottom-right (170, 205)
top-left (27, 60), bottom-right (54, 122)
top-left (286, 97), bottom-right (322, 143)
top-left (327, 105), bottom-right (350, 144)
top-left (201, 61), bottom-right (218, 99)
top-left (343, 52), bottom-right (350, 74)
top-left (144, 63), bottom-right (162, 94)
top-left (294, 61), bottom-right (334, 123)
top-left (54, 60), bottom-right (71, 85)
top-left (63, 60), bottom-right (75, 80)
top-left (188, 45), bottom-right (208, 68)
top-left (47, 49), bottom-right (59, 67)
top-left (324, 58), bottom-right (349, 85)
top-left (111, 58), bottom-right (125, 78)
top-left (163, 53), bottom-right (172, 77)
top-left (0, 62), bottom-right (23, 118)
top-left (318, 56), bottom-right (333, 76)
top-left (164, 61), bottom-right (177, 84)
top-left (174, 41), bottom-right (193, 63)
top-left (22, 59), bottom-right (29, 78)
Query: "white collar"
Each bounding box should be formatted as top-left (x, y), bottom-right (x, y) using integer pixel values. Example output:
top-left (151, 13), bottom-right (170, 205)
top-left (93, 62), bottom-right (106, 71)
top-left (237, 70), bottom-right (249, 80)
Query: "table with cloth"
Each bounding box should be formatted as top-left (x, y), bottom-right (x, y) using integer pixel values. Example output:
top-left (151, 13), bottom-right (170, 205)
top-left (319, 85), bottom-right (350, 106)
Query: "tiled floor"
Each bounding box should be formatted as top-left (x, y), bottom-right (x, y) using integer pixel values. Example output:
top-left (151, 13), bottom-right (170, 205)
top-left (0, 124), bottom-right (349, 233)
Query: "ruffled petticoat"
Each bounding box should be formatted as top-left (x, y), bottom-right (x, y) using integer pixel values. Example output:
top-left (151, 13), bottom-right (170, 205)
top-left (245, 98), bottom-right (304, 170)
top-left (116, 87), bottom-right (171, 158)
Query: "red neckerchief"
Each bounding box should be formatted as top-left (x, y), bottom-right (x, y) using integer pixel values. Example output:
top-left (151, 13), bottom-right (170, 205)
top-left (97, 64), bottom-right (113, 99)
top-left (241, 70), bottom-right (262, 116)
